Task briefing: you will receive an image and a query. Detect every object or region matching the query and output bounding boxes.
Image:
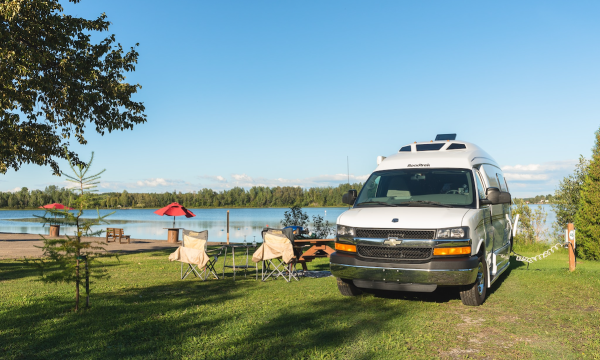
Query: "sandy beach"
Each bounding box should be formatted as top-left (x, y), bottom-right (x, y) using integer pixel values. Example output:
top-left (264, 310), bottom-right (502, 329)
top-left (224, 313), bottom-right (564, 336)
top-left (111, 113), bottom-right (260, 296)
top-left (0, 232), bottom-right (185, 260)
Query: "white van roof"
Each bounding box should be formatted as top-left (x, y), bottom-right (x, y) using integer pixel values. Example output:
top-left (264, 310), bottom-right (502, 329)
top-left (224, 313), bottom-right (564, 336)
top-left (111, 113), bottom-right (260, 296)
top-left (375, 140), bottom-right (500, 171)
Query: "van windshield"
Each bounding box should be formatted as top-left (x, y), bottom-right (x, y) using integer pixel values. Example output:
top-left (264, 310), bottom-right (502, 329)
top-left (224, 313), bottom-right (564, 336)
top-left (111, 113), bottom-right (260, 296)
top-left (355, 168), bottom-right (475, 208)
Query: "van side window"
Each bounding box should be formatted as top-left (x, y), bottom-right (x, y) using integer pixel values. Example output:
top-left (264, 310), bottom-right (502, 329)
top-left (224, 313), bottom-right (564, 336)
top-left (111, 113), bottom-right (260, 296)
top-left (496, 173), bottom-right (507, 192)
top-left (474, 171), bottom-right (486, 200)
top-left (482, 164), bottom-right (500, 188)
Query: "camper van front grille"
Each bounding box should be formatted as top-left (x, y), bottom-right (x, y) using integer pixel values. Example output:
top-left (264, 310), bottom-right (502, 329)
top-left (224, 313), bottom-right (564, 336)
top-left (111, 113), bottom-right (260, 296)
top-left (357, 245), bottom-right (432, 260)
top-left (355, 229), bottom-right (435, 239)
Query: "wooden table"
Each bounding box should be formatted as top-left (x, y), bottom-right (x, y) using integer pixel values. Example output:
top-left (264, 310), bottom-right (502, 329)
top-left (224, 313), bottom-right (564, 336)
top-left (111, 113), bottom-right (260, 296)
top-left (293, 239), bottom-right (335, 271)
top-left (49, 224), bottom-right (60, 237)
top-left (163, 228), bottom-right (183, 243)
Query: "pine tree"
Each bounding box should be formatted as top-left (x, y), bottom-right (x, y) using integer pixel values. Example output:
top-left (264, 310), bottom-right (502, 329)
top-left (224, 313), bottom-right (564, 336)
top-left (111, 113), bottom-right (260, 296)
top-left (574, 129), bottom-right (600, 260)
top-left (29, 151), bottom-right (114, 311)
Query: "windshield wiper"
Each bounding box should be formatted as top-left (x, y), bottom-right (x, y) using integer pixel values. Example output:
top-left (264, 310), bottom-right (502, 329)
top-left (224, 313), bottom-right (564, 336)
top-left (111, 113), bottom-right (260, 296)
top-left (402, 201), bottom-right (453, 208)
top-left (356, 201), bottom-right (403, 207)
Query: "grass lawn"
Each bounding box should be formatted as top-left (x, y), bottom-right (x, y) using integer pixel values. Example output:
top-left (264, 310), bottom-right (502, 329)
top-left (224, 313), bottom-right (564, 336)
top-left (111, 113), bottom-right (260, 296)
top-left (1, 245), bottom-right (599, 359)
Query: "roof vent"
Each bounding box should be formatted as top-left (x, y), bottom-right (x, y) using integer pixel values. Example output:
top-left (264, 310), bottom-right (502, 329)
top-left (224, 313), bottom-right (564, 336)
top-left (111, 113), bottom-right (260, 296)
top-left (447, 143), bottom-right (466, 150)
top-left (416, 143), bottom-right (444, 151)
top-left (435, 133), bottom-right (456, 141)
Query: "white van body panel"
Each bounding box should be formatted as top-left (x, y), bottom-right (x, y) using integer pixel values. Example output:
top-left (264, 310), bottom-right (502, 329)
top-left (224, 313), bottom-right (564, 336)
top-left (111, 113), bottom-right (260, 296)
top-left (376, 141), bottom-right (499, 172)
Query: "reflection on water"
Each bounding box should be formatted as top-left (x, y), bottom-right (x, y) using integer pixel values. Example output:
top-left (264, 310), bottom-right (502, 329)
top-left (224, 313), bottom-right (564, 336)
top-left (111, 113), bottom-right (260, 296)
top-left (0, 208), bottom-right (348, 241)
top-left (0, 205), bottom-right (557, 241)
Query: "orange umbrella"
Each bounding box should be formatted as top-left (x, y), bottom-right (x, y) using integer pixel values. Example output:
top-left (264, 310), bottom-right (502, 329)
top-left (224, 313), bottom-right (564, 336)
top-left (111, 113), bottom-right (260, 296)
top-left (154, 202), bottom-right (195, 227)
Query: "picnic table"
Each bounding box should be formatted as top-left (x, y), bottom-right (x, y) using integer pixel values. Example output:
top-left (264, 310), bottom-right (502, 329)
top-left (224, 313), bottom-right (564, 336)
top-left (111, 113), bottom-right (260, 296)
top-left (293, 239), bottom-right (335, 271)
top-left (106, 228), bottom-right (131, 244)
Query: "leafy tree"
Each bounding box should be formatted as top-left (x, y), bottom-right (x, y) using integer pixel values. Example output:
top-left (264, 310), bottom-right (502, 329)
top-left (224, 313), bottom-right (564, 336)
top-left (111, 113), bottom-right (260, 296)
top-left (311, 214), bottom-right (333, 239)
top-left (512, 199), bottom-right (548, 245)
top-left (29, 151), bottom-right (113, 311)
top-left (0, 0), bottom-right (146, 175)
top-left (550, 156), bottom-right (589, 239)
top-left (574, 130), bottom-right (600, 260)
top-left (281, 205), bottom-right (309, 228)
top-left (119, 190), bottom-right (129, 207)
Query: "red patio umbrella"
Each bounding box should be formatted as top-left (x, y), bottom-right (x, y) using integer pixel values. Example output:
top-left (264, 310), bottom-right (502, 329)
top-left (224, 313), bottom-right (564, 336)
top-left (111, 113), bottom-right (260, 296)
top-left (39, 203), bottom-right (75, 223)
top-left (39, 203), bottom-right (75, 210)
top-left (154, 202), bottom-right (195, 228)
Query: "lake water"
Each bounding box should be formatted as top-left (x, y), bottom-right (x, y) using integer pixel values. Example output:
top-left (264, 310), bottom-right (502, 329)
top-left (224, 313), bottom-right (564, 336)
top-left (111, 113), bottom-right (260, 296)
top-left (0, 205), bottom-right (556, 242)
top-left (0, 208), bottom-right (349, 242)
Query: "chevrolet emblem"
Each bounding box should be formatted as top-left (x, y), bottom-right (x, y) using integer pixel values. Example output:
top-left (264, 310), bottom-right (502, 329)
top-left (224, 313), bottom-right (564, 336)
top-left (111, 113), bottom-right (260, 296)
top-left (384, 237), bottom-right (402, 246)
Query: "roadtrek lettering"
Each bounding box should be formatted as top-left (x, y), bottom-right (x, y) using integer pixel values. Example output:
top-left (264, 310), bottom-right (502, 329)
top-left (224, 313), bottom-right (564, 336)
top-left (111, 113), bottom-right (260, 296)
top-left (407, 163), bottom-right (430, 167)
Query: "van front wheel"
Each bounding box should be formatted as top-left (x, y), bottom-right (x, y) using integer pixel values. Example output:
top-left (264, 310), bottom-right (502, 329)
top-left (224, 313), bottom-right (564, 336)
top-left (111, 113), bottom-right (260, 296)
top-left (459, 257), bottom-right (488, 306)
top-left (336, 278), bottom-right (363, 296)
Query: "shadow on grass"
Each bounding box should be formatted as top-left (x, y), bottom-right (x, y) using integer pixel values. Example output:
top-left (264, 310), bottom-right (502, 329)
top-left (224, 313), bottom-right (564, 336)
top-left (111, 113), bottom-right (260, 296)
top-left (0, 276), bottom-right (417, 359)
top-left (220, 297), bottom-right (406, 360)
top-left (0, 280), bottom-right (249, 359)
top-left (0, 260), bottom-right (125, 282)
top-left (105, 245), bottom-right (177, 256)
top-left (367, 286), bottom-right (461, 303)
top-left (0, 262), bottom-right (41, 281)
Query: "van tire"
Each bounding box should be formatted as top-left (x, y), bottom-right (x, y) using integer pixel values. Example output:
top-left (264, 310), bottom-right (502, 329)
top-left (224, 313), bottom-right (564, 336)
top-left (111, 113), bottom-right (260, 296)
top-left (459, 256), bottom-right (488, 306)
top-left (337, 278), bottom-right (363, 296)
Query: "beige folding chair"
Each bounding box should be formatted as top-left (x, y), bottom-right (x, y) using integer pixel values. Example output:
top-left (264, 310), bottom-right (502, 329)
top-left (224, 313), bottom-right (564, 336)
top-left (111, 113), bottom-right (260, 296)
top-left (252, 228), bottom-right (299, 282)
top-left (169, 230), bottom-right (222, 280)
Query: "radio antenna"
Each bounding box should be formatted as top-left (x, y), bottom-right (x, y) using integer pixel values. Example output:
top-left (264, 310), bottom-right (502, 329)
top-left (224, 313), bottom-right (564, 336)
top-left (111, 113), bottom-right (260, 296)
top-left (347, 156), bottom-right (350, 185)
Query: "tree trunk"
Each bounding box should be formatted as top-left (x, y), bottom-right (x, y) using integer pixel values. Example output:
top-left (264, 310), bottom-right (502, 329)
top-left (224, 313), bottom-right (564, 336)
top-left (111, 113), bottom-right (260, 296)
top-left (85, 257), bottom-right (90, 308)
top-left (75, 258), bottom-right (80, 312)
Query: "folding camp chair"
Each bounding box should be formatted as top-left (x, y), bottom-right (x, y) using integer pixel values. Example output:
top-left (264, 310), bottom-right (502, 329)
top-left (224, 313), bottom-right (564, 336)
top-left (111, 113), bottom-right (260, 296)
top-left (256, 228), bottom-right (299, 282)
top-left (179, 229), bottom-right (223, 280)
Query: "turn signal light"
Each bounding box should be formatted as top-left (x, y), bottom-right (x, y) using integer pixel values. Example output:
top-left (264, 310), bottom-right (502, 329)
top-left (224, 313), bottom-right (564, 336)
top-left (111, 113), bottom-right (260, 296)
top-left (335, 243), bottom-right (357, 253)
top-left (433, 246), bottom-right (471, 256)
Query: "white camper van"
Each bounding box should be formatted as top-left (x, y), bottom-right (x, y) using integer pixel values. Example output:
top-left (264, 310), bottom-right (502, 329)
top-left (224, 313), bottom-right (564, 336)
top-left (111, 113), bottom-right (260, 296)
top-left (330, 134), bottom-right (514, 306)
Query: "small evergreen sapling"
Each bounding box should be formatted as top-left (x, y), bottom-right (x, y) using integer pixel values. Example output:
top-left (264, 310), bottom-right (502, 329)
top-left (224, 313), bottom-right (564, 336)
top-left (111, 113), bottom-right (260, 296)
top-left (30, 151), bottom-right (114, 311)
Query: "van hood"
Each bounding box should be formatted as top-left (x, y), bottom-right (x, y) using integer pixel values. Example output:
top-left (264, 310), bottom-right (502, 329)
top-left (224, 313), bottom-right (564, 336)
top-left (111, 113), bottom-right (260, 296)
top-left (337, 207), bottom-right (470, 230)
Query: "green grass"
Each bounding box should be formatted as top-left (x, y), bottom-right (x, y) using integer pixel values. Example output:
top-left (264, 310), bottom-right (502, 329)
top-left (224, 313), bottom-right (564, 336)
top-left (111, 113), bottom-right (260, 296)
top-left (1, 246), bottom-right (599, 359)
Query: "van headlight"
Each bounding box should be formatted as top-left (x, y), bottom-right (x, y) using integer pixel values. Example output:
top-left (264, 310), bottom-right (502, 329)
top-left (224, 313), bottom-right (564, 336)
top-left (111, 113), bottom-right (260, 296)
top-left (437, 227), bottom-right (468, 239)
top-left (337, 225), bottom-right (356, 237)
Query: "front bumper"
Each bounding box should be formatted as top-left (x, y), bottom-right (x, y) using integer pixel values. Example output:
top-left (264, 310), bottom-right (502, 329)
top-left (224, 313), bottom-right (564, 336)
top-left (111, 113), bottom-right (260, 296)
top-left (330, 252), bottom-right (479, 289)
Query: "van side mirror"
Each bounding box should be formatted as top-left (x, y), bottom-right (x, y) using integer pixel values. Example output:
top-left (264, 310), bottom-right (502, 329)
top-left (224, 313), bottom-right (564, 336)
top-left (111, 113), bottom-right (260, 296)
top-left (480, 187), bottom-right (511, 205)
top-left (486, 187), bottom-right (500, 203)
top-left (498, 191), bottom-right (511, 204)
top-left (342, 190), bottom-right (357, 205)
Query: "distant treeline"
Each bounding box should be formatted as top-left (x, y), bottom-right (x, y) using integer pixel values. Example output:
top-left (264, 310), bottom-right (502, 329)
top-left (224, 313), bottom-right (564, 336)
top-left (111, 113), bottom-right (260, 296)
top-left (0, 183), bottom-right (364, 209)
top-left (515, 194), bottom-right (554, 204)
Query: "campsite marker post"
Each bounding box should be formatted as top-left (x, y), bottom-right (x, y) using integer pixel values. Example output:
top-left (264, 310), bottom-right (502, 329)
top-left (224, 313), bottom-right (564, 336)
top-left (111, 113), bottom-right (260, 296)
top-left (568, 223), bottom-right (576, 272)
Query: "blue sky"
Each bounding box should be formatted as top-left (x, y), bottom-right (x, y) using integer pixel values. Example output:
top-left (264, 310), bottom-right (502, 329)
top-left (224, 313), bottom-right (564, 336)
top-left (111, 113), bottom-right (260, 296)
top-left (3, 0), bottom-right (599, 197)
